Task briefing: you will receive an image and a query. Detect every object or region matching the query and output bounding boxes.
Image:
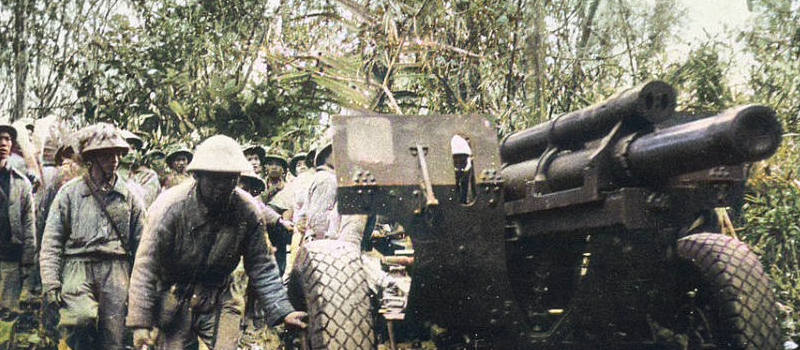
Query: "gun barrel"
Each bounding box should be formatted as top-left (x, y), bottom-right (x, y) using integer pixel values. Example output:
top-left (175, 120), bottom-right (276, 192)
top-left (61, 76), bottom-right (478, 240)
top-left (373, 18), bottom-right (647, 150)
top-left (500, 81), bottom-right (676, 165)
top-left (502, 105), bottom-right (782, 198)
top-left (625, 105), bottom-right (781, 179)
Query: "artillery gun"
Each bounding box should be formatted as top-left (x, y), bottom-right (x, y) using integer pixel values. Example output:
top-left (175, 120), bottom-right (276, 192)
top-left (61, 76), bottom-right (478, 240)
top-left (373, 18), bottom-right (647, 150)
top-left (290, 81), bottom-right (783, 349)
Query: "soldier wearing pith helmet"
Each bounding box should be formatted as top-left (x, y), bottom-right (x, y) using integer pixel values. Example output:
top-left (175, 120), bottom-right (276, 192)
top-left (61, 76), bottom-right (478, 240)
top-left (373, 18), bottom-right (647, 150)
top-left (0, 121), bottom-right (35, 314)
top-left (127, 135), bottom-right (306, 350)
top-left (242, 144), bottom-right (266, 176)
top-left (39, 123), bottom-right (146, 350)
top-left (162, 145), bottom-right (193, 189)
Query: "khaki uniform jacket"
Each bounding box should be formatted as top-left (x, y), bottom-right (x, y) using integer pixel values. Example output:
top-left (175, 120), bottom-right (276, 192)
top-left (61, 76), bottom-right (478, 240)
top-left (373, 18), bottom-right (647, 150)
top-left (39, 175), bottom-right (146, 292)
top-left (1, 163), bottom-right (35, 265)
top-left (126, 180), bottom-right (294, 328)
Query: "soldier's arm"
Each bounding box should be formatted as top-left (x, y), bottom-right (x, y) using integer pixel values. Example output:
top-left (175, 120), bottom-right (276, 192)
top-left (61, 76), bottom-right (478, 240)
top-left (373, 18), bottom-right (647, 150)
top-left (243, 221), bottom-right (295, 326)
top-left (337, 214), bottom-right (372, 246)
top-left (20, 181), bottom-right (35, 266)
top-left (129, 194), bottom-right (147, 255)
top-left (303, 172), bottom-right (337, 237)
top-left (261, 202), bottom-right (282, 226)
top-left (126, 206), bottom-right (169, 329)
top-left (39, 188), bottom-right (70, 292)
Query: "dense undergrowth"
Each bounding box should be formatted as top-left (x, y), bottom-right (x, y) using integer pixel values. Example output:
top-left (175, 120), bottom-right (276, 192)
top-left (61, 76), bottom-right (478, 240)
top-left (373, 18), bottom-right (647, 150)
top-left (741, 138), bottom-right (800, 342)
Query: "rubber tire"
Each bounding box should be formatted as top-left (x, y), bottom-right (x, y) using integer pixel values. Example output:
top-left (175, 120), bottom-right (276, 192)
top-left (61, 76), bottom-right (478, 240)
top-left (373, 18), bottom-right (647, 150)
top-left (288, 240), bottom-right (375, 350)
top-left (677, 233), bottom-right (782, 350)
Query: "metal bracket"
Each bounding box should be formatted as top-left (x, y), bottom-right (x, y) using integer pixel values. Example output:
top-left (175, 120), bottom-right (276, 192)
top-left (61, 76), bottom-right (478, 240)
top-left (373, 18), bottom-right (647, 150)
top-left (410, 144), bottom-right (439, 209)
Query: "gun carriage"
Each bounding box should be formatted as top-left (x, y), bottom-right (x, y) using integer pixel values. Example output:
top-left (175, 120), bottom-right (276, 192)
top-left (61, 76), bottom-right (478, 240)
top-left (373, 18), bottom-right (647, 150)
top-left (290, 81), bottom-right (782, 349)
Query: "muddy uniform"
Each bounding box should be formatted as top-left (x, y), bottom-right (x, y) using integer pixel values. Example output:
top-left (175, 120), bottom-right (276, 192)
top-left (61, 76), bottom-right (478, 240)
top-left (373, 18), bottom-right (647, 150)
top-left (126, 180), bottom-right (293, 349)
top-left (300, 166), bottom-right (341, 241)
top-left (39, 175), bottom-right (145, 349)
top-left (0, 163), bottom-right (35, 312)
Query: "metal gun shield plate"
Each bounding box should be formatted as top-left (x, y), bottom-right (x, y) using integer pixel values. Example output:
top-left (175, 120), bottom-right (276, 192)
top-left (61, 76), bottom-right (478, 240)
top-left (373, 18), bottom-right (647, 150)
top-left (333, 113), bottom-right (526, 345)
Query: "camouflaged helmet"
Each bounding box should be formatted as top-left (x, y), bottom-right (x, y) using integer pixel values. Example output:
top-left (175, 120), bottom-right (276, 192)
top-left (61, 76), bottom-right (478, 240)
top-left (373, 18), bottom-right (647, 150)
top-left (144, 149), bottom-right (166, 161)
top-left (166, 146), bottom-right (193, 165)
top-left (289, 152), bottom-right (307, 176)
top-left (186, 135), bottom-right (251, 173)
top-left (264, 149), bottom-right (288, 170)
top-left (119, 129), bottom-right (144, 150)
top-left (42, 122), bottom-right (71, 166)
top-left (77, 123), bottom-right (130, 156)
top-left (240, 169), bottom-right (266, 194)
top-left (42, 135), bottom-right (59, 165)
top-left (50, 122), bottom-right (77, 166)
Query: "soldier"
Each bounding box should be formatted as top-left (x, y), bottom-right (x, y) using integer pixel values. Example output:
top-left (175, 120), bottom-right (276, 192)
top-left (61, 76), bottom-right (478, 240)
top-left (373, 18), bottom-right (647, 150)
top-left (298, 138), bottom-right (340, 241)
top-left (120, 130), bottom-right (161, 207)
top-left (0, 122), bottom-right (35, 313)
top-left (274, 149), bottom-right (316, 278)
top-left (36, 130), bottom-right (82, 255)
top-left (39, 123), bottom-right (146, 350)
top-left (451, 135), bottom-right (476, 204)
top-left (263, 151), bottom-right (288, 203)
top-left (236, 169), bottom-right (289, 338)
top-left (242, 144), bottom-right (266, 176)
top-left (126, 135), bottom-right (306, 350)
top-left (162, 146), bottom-right (193, 189)
top-left (31, 122), bottom-right (73, 296)
top-left (288, 153), bottom-right (308, 179)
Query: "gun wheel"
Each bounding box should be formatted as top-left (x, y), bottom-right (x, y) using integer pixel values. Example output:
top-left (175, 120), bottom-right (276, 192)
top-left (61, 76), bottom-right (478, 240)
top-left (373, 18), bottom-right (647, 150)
top-left (675, 233), bottom-right (781, 350)
top-left (287, 240), bottom-right (376, 350)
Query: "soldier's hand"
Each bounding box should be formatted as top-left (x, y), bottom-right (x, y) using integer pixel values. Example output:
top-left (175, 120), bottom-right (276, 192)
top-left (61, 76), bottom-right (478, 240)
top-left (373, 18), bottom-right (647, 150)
top-left (44, 289), bottom-right (62, 306)
top-left (283, 311), bottom-right (308, 330)
top-left (132, 327), bottom-right (157, 348)
top-left (295, 218), bottom-right (307, 235)
top-left (279, 218), bottom-right (295, 231)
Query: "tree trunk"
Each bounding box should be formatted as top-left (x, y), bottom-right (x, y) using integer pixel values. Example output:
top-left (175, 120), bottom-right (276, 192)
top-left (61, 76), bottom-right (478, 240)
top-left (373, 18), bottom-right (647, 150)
top-left (563, 0), bottom-right (601, 112)
top-left (529, 0), bottom-right (547, 124)
top-left (12, 0), bottom-right (30, 122)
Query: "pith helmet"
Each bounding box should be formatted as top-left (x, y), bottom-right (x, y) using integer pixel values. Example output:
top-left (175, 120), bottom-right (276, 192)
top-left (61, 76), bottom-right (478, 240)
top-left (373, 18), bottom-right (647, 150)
top-left (289, 152), bottom-right (307, 176)
top-left (242, 144), bottom-right (266, 163)
top-left (240, 169), bottom-right (266, 194)
top-left (119, 129), bottom-right (144, 150)
top-left (451, 135), bottom-right (472, 156)
top-left (186, 135), bottom-right (251, 174)
top-left (144, 149), bottom-right (166, 161)
top-left (42, 135), bottom-right (59, 165)
top-left (314, 127), bottom-right (335, 167)
top-left (305, 146), bottom-right (317, 169)
top-left (77, 123), bottom-right (130, 156)
top-left (166, 146), bottom-right (193, 164)
top-left (0, 122), bottom-right (17, 141)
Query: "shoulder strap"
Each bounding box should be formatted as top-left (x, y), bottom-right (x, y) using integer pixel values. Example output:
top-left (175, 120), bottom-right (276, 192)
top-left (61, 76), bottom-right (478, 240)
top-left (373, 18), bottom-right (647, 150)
top-left (83, 175), bottom-right (132, 257)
